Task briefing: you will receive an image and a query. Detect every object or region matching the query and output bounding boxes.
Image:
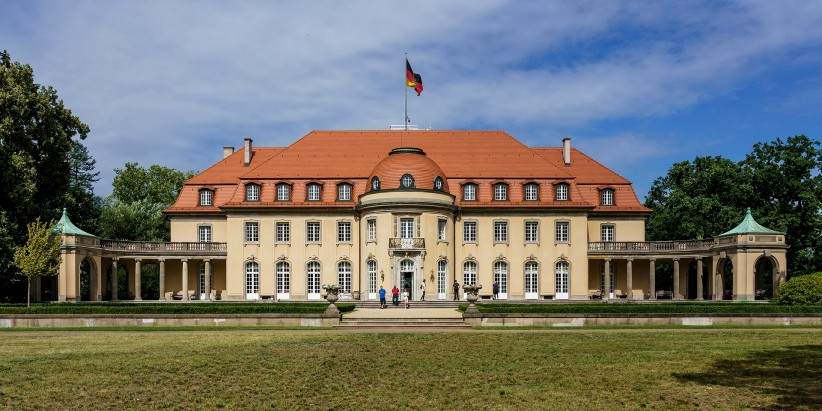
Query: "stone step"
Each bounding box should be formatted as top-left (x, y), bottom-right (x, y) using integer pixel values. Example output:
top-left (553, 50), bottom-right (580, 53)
top-left (337, 317), bottom-right (470, 329)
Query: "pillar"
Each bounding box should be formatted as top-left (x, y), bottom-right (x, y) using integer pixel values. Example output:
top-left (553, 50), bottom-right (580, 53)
top-left (696, 258), bottom-right (704, 300)
top-left (159, 259), bottom-right (166, 301)
top-left (134, 259), bottom-right (142, 301)
top-left (204, 259), bottom-right (211, 301)
top-left (111, 258), bottom-right (119, 301)
top-left (649, 259), bottom-right (656, 300)
top-left (603, 259), bottom-right (611, 299)
top-left (626, 258), bottom-right (633, 300)
top-left (711, 255), bottom-right (719, 300)
top-left (95, 258), bottom-right (103, 301)
top-left (181, 259), bottom-right (189, 301)
top-left (673, 258), bottom-right (681, 300)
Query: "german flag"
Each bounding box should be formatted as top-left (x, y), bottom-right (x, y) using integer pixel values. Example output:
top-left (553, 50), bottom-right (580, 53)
top-left (406, 59), bottom-right (423, 96)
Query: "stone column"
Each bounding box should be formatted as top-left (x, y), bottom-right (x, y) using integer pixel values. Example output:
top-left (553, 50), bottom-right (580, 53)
top-left (204, 259), bottom-right (211, 301)
top-left (159, 259), bottom-right (166, 301)
top-left (673, 258), bottom-right (681, 300)
top-left (649, 259), bottom-right (656, 300)
top-left (711, 255), bottom-right (719, 300)
top-left (134, 259), bottom-right (142, 301)
top-left (626, 258), bottom-right (633, 300)
top-left (95, 260), bottom-right (103, 301)
top-left (603, 259), bottom-right (611, 300)
top-left (111, 258), bottom-right (119, 301)
top-left (181, 259), bottom-right (189, 301)
top-left (696, 258), bottom-right (704, 300)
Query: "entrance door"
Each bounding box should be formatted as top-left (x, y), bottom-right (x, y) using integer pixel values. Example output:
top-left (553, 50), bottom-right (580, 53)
top-left (401, 272), bottom-right (413, 299)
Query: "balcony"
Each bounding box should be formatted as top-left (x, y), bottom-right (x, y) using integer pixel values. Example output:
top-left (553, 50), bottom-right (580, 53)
top-left (587, 239), bottom-right (716, 256)
top-left (388, 237), bottom-right (425, 250)
top-left (100, 240), bottom-right (227, 256)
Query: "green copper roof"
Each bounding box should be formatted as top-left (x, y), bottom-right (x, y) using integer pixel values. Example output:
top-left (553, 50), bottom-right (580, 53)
top-left (720, 208), bottom-right (782, 236)
top-left (53, 208), bottom-right (97, 237)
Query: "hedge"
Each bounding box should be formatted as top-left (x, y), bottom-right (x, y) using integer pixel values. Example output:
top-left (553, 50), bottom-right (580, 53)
top-left (459, 302), bottom-right (822, 314)
top-left (0, 302), bottom-right (355, 315)
top-left (777, 272), bottom-right (822, 305)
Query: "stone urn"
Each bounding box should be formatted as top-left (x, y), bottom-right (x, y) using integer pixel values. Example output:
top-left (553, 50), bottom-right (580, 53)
top-left (463, 284), bottom-right (482, 314)
top-left (322, 284), bottom-right (341, 316)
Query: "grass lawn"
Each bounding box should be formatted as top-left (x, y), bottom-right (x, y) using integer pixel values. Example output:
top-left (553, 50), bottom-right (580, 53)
top-left (0, 329), bottom-right (820, 409)
top-left (467, 302), bottom-right (822, 314)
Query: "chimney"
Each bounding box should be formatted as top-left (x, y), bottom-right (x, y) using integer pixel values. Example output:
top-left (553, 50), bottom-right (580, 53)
top-left (562, 137), bottom-right (571, 165)
top-left (243, 137), bottom-right (253, 166)
top-left (222, 146), bottom-right (234, 159)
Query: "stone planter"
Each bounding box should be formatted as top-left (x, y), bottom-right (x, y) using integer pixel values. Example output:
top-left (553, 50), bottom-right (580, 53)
top-left (463, 284), bottom-right (482, 315)
top-left (322, 284), bottom-right (341, 316)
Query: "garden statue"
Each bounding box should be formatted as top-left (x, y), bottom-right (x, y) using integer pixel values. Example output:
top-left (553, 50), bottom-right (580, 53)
top-left (463, 284), bottom-right (482, 314)
top-left (322, 284), bottom-right (341, 316)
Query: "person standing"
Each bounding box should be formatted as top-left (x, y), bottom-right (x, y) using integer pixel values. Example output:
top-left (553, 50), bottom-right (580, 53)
top-left (420, 279), bottom-right (426, 301)
top-left (378, 285), bottom-right (387, 309)
top-left (492, 281), bottom-right (499, 300)
top-left (453, 280), bottom-right (460, 301)
top-left (391, 285), bottom-right (400, 306)
top-left (402, 290), bottom-right (410, 309)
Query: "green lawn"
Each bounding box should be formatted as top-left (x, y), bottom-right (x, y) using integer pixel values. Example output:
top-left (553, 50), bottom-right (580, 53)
top-left (467, 302), bottom-right (822, 314)
top-left (0, 329), bottom-right (819, 409)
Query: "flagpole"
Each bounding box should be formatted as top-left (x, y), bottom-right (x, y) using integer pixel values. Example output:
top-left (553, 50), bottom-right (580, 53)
top-left (404, 53), bottom-right (408, 131)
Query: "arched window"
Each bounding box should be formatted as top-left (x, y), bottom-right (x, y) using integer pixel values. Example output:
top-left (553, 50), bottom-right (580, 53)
top-left (555, 261), bottom-right (569, 299)
top-left (367, 259), bottom-right (377, 295)
top-left (600, 188), bottom-right (614, 206)
top-left (371, 177), bottom-right (381, 191)
top-left (337, 261), bottom-right (352, 294)
top-left (437, 260), bottom-right (447, 297)
top-left (244, 184), bottom-right (260, 202)
top-left (337, 183), bottom-right (352, 201)
top-left (306, 183), bottom-right (322, 201)
top-left (524, 183), bottom-right (539, 201)
top-left (306, 261), bottom-right (321, 297)
top-left (463, 261), bottom-right (477, 286)
top-left (244, 261), bottom-right (259, 299)
top-left (433, 176), bottom-right (444, 191)
top-left (199, 189), bottom-right (214, 206)
top-left (555, 183), bottom-right (569, 201)
top-left (276, 183), bottom-right (291, 201)
top-left (493, 183), bottom-right (508, 201)
top-left (493, 261), bottom-right (508, 297)
top-left (401, 174), bottom-right (415, 188)
top-left (525, 261), bottom-right (539, 298)
top-left (276, 261), bottom-right (290, 298)
top-left (463, 183), bottom-right (477, 201)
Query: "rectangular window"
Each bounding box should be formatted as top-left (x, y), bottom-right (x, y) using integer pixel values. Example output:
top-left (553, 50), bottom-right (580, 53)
top-left (367, 219), bottom-right (376, 241)
top-left (555, 221), bottom-right (569, 243)
top-left (524, 184), bottom-right (538, 201)
top-left (306, 221), bottom-right (321, 243)
top-left (337, 184), bottom-right (351, 201)
top-left (601, 224), bottom-right (615, 242)
top-left (275, 222), bottom-right (290, 243)
top-left (463, 184), bottom-right (476, 201)
top-left (437, 219), bottom-right (447, 241)
top-left (307, 184), bottom-right (321, 201)
top-left (525, 221), bottom-right (539, 243)
top-left (337, 221), bottom-right (352, 243)
top-left (199, 190), bottom-right (213, 206)
top-left (555, 184), bottom-right (568, 201)
top-left (277, 184), bottom-right (290, 201)
top-left (244, 221), bottom-right (259, 242)
top-left (463, 221), bottom-right (477, 242)
top-left (400, 218), bottom-right (415, 239)
top-left (494, 221), bottom-right (508, 243)
top-left (494, 184), bottom-right (508, 201)
top-left (198, 225), bottom-right (212, 243)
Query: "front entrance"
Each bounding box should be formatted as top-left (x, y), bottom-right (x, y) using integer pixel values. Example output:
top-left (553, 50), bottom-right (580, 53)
top-left (401, 272), bottom-right (413, 299)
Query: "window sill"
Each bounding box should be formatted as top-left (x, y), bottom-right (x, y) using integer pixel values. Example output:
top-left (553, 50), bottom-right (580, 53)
top-left (336, 242), bottom-right (353, 246)
top-left (244, 241), bottom-right (260, 245)
top-left (493, 241), bottom-right (510, 246)
top-left (305, 242), bottom-right (322, 246)
top-left (366, 240), bottom-right (377, 245)
top-left (555, 241), bottom-right (570, 245)
top-left (274, 242), bottom-right (291, 246)
top-left (525, 241), bottom-right (540, 246)
top-left (462, 241), bottom-right (477, 245)
top-left (437, 240), bottom-right (449, 244)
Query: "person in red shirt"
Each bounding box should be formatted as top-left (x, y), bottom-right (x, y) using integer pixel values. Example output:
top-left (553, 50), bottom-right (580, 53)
top-left (391, 285), bottom-right (400, 306)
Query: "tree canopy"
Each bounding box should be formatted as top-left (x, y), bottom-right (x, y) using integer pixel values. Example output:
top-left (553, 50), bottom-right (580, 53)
top-left (13, 219), bottom-right (60, 306)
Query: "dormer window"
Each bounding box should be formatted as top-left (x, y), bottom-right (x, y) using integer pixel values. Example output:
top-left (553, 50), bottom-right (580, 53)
top-left (276, 183), bottom-right (291, 201)
top-left (493, 183), bottom-right (508, 201)
top-left (524, 183), bottom-right (539, 201)
top-left (600, 188), bottom-right (614, 206)
top-left (401, 174), bottom-right (415, 188)
top-left (371, 177), bottom-right (381, 191)
top-left (463, 183), bottom-right (477, 201)
top-left (199, 189), bottom-right (214, 206)
top-left (337, 183), bottom-right (352, 201)
top-left (555, 183), bottom-right (569, 201)
top-left (433, 176), bottom-right (444, 191)
top-left (307, 183), bottom-right (321, 201)
top-left (245, 183), bottom-right (260, 201)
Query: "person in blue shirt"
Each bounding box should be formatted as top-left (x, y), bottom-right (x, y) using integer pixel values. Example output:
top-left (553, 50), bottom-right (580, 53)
top-left (378, 285), bottom-right (387, 309)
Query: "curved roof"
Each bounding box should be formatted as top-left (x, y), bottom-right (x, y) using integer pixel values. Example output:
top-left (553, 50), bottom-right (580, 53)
top-left (721, 208), bottom-right (782, 235)
top-left (368, 147), bottom-right (449, 191)
top-left (53, 208), bottom-right (97, 237)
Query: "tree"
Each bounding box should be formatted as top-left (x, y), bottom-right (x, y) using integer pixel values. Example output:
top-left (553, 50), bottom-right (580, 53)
top-left (0, 50), bottom-right (93, 302)
top-left (13, 219), bottom-right (60, 307)
top-left (112, 163), bottom-right (193, 205)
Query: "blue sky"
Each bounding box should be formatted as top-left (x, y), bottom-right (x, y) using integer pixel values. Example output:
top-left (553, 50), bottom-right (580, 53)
top-left (2, 1), bottom-right (821, 198)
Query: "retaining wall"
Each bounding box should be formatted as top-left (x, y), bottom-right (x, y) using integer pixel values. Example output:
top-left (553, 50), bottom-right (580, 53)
top-left (0, 314), bottom-right (339, 328)
top-left (464, 313), bottom-right (822, 327)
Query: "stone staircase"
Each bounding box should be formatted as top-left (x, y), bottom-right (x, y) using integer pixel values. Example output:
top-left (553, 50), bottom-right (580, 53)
top-left (352, 301), bottom-right (463, 309)
top-left (336, 306), bottom-right (470, 329)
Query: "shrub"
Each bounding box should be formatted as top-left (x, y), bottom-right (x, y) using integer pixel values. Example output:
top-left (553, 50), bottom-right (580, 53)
top-left (0, 302), bottom-right (355, 315)
top-left (777, 272), bottom-right (822, 305)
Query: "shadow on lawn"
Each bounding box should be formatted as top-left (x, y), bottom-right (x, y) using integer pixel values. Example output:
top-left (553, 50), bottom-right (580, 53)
top-left (674, 344), bottom-right (822, 410)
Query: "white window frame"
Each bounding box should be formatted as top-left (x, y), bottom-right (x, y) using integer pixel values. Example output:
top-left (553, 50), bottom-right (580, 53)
top-left (600, 261), bottom-right (616, 297)
top-left (306, 221), bottom-right (321, 244)
top-left (493, 220), bottom-right (508, 243)
top-left (493, 183), bottom-right (508, 201)
top-left (371, 177), bottom-right (380, 191)
top-left (601, 188), bottom-right (614, 206)
top-left (463, 183), bottom-right (477, 201)
top-left (245, 184), bottom-right (260, 201)
top-left (275, 221), bottom-right (290, 243)
top-left (199, 189), bottom-right (213, 206)
top-left (367, 259), bottom-right (377, 299)
top-left (307, 183), bottom-right (321, 201)
top-left (198, 225), bottom-right (212, 243)
top-left (399, 218), bottom-right (415, 239)
top-left (437, 260), bottom-right (447, 300)
top-left (555, 260), bottom-right (569, 299)
top-left (555, 183), bottom-right (569, 201)
top-left (462, 261), bottom-right (477, 299)
top-left (524, 183), bottom-right (539, 201)
top-left (401, 174), bottom-right (414, 188)
top-left (493, 261), bottom-right (508, 299)
top-left (433, 176), bottom-right (444, 190)
top-left (525, 221), bottom-right (539, 244)
top-left (601, 224), bottom-right (615, 242)
top-left (463, 220), bottom-right (477, 243)
top-left (525, 261), bottom-right (539, 299)
top-left (306, 261), bottom-right (321, 300)
top-left (245, 261), bottom-right (259, 300)
top-left (276, 261), bottom-right (290, 300)
top-left (555, 220), bottom-right (570, 243)
top-left (276, 183), bottom-right (291, 201)
top-left (244, 221), bottom-right (259, 243)
top-left (367, 219), bottom-right (377, 242)
top-left (337, 221), bottom-right (352, 243)
top-left (337, 261), bottom-right (352, 296)
top-left (337, 183), bottom-right (352, 201)
top-left (197, 263), bottom-right (211, 300)
top-left (437, 218), bottom-right (448, 242)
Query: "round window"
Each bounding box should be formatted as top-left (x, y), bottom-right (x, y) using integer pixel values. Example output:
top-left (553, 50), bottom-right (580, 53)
top-left (434, 176), bottom-right (443, 190)
top-left (401, 174), bottom-right (414, 188)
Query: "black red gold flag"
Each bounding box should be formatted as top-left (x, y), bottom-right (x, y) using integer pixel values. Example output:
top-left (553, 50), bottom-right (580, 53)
top-left (405, 59), bottom-right (423, 96)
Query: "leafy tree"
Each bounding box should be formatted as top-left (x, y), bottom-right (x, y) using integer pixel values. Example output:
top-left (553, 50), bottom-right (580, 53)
top-left (13, 219), bottom-right (60, 307)
top-left (0, 50), bottom-right (94, 302)
top-left (63, 141), bottom-right (102, 234)
top-left (97, 198), bottom-right (168, 241)
top-left (112, 163), bottom-right (193, 205)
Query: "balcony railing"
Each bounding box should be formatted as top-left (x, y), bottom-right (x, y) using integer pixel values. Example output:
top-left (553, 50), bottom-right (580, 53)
top-left (388, 237), bottom-right (425, 250)
top-left (588, 239), bottom-right (716, 255)
top-left (100, 240), bottom-right (227, 256)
